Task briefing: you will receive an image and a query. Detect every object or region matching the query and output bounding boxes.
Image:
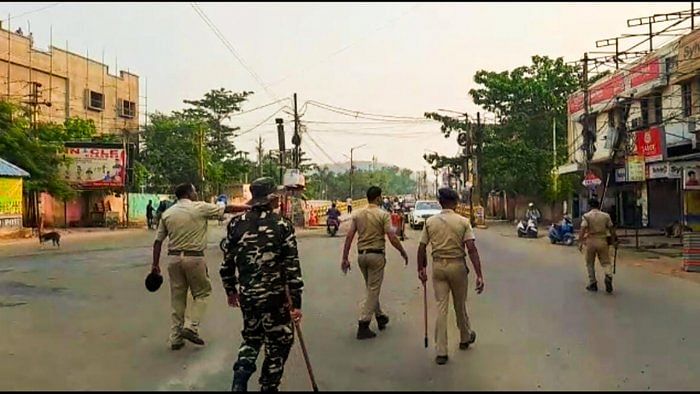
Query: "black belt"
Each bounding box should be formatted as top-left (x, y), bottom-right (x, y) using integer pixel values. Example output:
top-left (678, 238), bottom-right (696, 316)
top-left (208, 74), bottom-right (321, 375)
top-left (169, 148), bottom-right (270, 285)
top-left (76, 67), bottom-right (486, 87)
top-left (359, 249), bottom-right (384, 255)
top-left (168, 250), bottom-right (205, 256)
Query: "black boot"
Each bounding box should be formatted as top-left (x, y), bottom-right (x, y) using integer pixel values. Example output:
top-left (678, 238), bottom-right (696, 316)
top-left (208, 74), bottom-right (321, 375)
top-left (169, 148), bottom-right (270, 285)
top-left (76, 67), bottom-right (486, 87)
top-left (376, 314), bottom-right (390, 331)
top-left (605, 275), bottom-right (613, 293)
top-left (356, 320), bottom-right (377, 340)
top-left (586, 282), bottom-right (598, 292)
top-left (231, 372), bottom-right (251, 392)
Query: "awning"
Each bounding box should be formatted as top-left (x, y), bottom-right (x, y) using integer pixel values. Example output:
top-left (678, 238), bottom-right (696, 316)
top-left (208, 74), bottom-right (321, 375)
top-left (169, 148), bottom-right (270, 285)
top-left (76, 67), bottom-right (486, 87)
top-left (0, 157), bottom-right (30, 177)
top-left (557, 162), bottom-right (583, 175)
top-left (667, 153), bottom-right (700, 162)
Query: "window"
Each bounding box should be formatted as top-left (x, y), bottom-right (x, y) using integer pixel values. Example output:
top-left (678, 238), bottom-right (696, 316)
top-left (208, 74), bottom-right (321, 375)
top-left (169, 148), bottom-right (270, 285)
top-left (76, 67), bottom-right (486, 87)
top-left (640, 98), bottom-right (649, 127)
top-left (85, 90), bottom-right (104, 111)
top-left (682, 82), bottom-right (692, 117)
top-left (607, 111), bottom-right (615, 128)
top-left (654, 94), bottom-right (663, 124)
top-left (119, 100), bottom-right (136, 118)
top-left (665, 55), bottom-right (678, 78)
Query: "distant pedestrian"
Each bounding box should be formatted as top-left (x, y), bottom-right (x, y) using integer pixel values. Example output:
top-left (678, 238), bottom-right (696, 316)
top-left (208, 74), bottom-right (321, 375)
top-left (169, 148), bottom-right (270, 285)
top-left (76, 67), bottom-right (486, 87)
top-left (417, 187), bottom-right (484, 365)
top-left (342, 186), bottom-right (408, 340)
top-left (346, 197), bottom-right (353, 214)
top-left (150, 183), bottom-right (244, 350)
top-left (146, 200), bottom-right (154, 230)
top-left (221, 177), bottom-right (304, 391)
top-left (579, 198), bottom-right (618, 293)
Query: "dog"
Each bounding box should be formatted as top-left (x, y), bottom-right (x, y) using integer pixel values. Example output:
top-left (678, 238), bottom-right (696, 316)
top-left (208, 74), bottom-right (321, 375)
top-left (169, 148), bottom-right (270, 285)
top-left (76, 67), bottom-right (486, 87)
top-left (664, 221), bottom-right (692, 238)
top-left (40, 231), bottom-right (61, 247)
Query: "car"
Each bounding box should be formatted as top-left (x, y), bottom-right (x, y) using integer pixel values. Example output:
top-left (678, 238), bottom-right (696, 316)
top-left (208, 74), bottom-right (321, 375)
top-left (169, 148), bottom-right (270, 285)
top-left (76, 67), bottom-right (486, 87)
top-left (408, 200), bottom-right (442, 229)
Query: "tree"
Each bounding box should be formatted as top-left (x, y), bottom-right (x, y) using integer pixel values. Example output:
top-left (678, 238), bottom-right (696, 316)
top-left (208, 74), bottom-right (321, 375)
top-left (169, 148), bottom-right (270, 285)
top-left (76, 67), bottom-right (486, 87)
top-left (140, 112), bottom-right (208, 194)
top-left (180, 88), bottom-right (253, 193)
top-left (425, 55), bottom-right (581, 201)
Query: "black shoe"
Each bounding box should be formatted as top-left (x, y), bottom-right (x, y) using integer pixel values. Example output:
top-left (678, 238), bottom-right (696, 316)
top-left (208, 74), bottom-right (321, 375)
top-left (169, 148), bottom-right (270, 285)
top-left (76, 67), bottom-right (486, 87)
top-left (181, 328), bottom-right (205, 346)
top-left (605, 276), bottom-right (613, 293)
top-left (260, 386), bottom-right (279, 392)
top-left (435, 355), bottom-right (449, 365)
top-left (586, 282), bottom-right (598, 292)
top-left (460, 331), bottom-right (477, 350)
top-left (231, 373), bottom-right (251, 392)
top-left (356, 321), bottom-right (377, 340)
top-left (376, 314), bottom-right (390, 331)
top-left (171, 342), bottom-right (185, 351)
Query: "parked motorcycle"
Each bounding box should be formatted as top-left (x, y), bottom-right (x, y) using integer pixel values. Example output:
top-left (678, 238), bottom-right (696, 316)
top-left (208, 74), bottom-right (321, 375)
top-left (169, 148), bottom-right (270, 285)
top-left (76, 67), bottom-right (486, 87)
top-left (549, 216), bottom-right (575, 246)
top-left (327, 217), bottom-right (340, 237)
top-left (517, 218), bottom-right (538, 238)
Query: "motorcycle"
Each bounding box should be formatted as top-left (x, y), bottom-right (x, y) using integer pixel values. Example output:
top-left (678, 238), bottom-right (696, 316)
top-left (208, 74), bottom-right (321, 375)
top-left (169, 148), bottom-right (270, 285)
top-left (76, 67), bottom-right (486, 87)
top-left (517, 218), bottom-right (538, 238)
top-left (390, 209), bottom-right (406, 241)
top-left (327, 217), bottom-right (340, 237)
top-left (549, 216), bottom-right (575, 246)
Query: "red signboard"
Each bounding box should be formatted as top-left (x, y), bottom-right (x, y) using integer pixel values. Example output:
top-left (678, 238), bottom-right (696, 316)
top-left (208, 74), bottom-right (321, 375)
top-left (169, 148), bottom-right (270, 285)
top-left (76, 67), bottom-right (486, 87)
top-left (589, 74), bottom-right (625, 106)
top-left (568, 93), bottom-right (584, 114)
top-left (635, 127), bottom-right (664, 163)
top-left (630, 57), bottom-right (661, 88)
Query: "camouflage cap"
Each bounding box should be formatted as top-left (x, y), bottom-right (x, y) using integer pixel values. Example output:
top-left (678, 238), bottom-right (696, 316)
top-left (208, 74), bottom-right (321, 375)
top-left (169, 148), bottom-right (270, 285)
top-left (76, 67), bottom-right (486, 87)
top-left (248, 177), bottom-right (285, 207)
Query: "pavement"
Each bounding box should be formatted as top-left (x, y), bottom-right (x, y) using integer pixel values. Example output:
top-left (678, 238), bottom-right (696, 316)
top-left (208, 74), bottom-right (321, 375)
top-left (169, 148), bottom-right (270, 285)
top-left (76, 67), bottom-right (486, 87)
top-left (0, 220), bottom-right (698, 390)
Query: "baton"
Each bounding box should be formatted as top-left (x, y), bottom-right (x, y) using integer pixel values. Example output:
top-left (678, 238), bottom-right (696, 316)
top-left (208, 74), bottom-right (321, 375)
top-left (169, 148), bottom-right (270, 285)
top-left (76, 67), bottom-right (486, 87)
top-left (285, 286), bottom-right (319, 392)
top-left (613, 244), bottom-right (618, 275)
top-left (423, 281), bottom-right (428, 348)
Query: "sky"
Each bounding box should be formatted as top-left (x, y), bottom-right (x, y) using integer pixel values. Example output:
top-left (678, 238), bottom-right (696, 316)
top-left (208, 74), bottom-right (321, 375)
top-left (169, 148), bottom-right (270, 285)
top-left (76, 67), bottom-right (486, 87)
top-left (2, 1), bottom-right (693, 174)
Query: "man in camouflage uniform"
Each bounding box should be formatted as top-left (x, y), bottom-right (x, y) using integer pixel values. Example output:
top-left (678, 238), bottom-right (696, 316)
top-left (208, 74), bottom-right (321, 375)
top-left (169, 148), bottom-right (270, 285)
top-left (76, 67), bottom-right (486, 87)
top-left (220, 177), bottom-right (304, 392)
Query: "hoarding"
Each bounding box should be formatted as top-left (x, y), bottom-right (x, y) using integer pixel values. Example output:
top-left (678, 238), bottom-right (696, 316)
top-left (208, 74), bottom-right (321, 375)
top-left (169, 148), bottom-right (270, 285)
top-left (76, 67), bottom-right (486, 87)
top-left (60, 144), bottom-right (126, 188)
top-left (0, 178), bottom-right (23, 215)
top-left (634, 127), bottom-right (665, 163)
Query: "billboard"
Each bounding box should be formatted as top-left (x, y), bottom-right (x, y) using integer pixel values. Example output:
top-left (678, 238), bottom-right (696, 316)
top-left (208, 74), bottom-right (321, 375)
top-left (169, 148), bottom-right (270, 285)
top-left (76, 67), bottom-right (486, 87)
top-left (60, 144), bottom-right (126, 188)
top-left (0, 178), bottom-right (23, 215)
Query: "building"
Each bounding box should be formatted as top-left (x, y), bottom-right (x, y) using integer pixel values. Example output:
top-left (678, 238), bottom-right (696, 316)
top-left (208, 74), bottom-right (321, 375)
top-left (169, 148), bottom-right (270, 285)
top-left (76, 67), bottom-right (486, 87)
top-left (0, 158), bottom-right (30, 236)
top-left (559, 28), bottom-right (700, 231)
top-left (0, 24), bottom-right (139, 134)
top-left (0, 24), bottom-right (140, 228)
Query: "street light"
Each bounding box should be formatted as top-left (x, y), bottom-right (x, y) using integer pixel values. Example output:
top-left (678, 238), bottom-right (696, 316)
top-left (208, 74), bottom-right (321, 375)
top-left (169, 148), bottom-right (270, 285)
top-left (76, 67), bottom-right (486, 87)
top-left (349, 144), bottom-right (367, 199)
top-left (424, 149), bottom-right (441, 197)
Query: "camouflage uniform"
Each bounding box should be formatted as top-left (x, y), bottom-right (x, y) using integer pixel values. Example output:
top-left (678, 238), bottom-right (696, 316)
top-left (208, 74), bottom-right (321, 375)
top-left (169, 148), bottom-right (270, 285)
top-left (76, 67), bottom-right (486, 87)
top-left (220, 208), bottom-right (304, 391)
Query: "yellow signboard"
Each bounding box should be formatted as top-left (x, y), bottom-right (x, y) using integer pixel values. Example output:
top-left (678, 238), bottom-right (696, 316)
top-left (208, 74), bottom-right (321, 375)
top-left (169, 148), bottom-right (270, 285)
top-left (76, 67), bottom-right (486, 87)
top-left (0, 178), bottom-right (23, 215)
top-left (626, 155), bottom-right (646, 182)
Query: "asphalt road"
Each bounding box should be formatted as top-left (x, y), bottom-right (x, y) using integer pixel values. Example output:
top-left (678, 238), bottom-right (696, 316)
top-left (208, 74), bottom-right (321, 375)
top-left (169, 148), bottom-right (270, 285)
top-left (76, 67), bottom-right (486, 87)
top-left (0, 222), bottom-right (698, 391)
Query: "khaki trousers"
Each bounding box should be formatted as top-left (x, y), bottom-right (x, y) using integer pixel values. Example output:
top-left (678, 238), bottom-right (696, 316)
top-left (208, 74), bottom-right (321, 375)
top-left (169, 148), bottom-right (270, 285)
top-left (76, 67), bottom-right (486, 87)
top-left (585, 237), bottom-right (612, 284)
top-left (167, 254), bottom-right (212, 344)
top-left (357, 253), bottom-right (386, 322)
top-left (433, 258), bottom-right (472, 357)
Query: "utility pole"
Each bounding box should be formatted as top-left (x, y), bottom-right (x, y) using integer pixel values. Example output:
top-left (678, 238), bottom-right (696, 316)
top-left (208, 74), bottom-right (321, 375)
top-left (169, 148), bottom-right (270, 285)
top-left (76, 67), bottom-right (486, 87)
top-left (276, 118), bottom-right (285, 185)
top-left (23, 82), bottom-right (51, 235)
top-left (349, 144), bottom-right (366, 199)
top-left (292, 93), bottom-right (301, 169)
top-left (475, 112), bottom-right (483, 208)
top-left (256, 136), bottom-right (264, 178)
top-left (582, 52), bottom-right (592, 199)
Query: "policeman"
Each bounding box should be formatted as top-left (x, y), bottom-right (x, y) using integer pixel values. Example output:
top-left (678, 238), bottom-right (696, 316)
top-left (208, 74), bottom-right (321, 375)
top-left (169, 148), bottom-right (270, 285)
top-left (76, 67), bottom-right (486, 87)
top-left (221, 177), bottom-right (304, 392)
top-left (579, 198), bottom-right (618, 293)
top-left (341, 185), bottom-right (409, 340)
top-left (417, 187), bottom-right (485, 365)
top-left (151, 183), bottom-right (243, 350)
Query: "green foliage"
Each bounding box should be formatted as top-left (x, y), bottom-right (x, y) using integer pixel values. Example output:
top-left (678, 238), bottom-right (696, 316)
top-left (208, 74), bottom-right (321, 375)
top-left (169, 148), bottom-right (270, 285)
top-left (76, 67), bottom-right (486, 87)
top-left (305, 166), bottom-right (417, 200)
top-left (0, 101), bottom-right (84, 200)
top-left (425, 55), bottom-right (581, 202)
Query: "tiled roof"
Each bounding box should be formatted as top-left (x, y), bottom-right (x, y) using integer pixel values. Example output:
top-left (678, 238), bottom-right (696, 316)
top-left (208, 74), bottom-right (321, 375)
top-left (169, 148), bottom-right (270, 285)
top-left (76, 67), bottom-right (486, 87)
top-left (0, 158), bottom-right (30, 177)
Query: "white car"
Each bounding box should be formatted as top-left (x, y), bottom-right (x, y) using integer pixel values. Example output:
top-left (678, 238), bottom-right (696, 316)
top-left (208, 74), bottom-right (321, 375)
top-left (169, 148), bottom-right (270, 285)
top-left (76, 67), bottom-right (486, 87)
top-left (408, 200), bottom-right (443, 229)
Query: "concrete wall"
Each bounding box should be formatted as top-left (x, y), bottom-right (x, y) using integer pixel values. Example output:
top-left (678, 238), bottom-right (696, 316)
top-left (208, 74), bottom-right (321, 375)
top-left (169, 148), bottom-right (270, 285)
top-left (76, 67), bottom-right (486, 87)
top-left (128, 193), bottom-right (171, 224)
top-left (0, 27), bottom-right (139, 135)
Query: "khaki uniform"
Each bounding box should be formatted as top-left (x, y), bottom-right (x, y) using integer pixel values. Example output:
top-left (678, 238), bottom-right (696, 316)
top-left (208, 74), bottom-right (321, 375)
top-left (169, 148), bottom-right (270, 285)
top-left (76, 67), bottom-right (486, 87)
top-left (420, 209), bottom-right (476, 357)
top-left (156, 198), bottom-right (224, 345)
top-left (581, 209), bottom-right (614, 284)
top-left (352, 204), bottom-right (392, 322)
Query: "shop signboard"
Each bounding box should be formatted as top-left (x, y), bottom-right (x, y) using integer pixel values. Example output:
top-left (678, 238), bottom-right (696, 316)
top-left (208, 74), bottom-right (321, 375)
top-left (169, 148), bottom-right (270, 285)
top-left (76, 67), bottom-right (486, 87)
top-left (646, 162), bottom-right (669, 179)
top-left (683, 162), bottom-right (700, 190)
top-left (668, 163), bottom-right (684, 179)
top-left (615, 167), bottom-right (626, 183)
top-left (582, 170), bottom-right (602, 187)
top-left (0, 178), bottom-right (23, 215)
top-left (677, 28), bottom-right (700, 78)
top-left (626, 155), bottom-right (646, 182)
top-left (629, 57), bottom-right (661, 88)
top-left (635, 127), bottom-right (665, 163)
top-left (59, 143), bottom-right (126, 189)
